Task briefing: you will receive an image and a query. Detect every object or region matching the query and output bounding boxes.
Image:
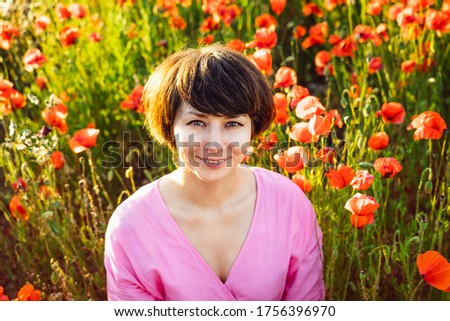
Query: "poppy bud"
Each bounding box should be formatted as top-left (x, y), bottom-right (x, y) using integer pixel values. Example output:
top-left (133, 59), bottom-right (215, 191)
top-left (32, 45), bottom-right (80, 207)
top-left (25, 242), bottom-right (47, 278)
top-left (424, 180), bottom-right (433, 194)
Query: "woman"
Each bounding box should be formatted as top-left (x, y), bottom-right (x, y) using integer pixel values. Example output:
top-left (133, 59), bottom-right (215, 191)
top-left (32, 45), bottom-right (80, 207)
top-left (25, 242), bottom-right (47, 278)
top-left (104, 44), bottom-right (324, 300)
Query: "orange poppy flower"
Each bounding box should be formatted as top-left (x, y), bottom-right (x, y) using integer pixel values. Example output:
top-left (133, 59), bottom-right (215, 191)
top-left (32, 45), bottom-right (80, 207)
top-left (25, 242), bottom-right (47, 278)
top-left (401, 60), bottom-right (416, 73)
top-left (353, 25), bottom-right (373, 43)
top-left (295, 96), bottom-right (326, 120)
top-left (327, 109), bottom-right (343, 128)
top-left (170, 15), bottom-right (187, 30)
top-left (350, 170), bottom-right (374, 190)
top-left (425, 9), bottom-right (450, 36)
top-left (248, 28), bottom-right (277, 49)
top-left (0, 286), bottom-right (9, 301)
top-left (274, 146), bottom-right (308, 173)
top-left (344, 193), bottom-right (380, 229)
top-left (416, 251), bottom-right (450, 292)
top-left (315, 51), bottom-right (332, 76)
top-left (35, 76), bottom-right (48, 90)
top-left (303, 3), bottom-right (323, 17)
top-left (274, 108), bottom-right (289, 125)
top-left (367, 1), bottom-right (382, 16)
top-left (34, 15), bottom-right (51, 35)
top-left (68, 3), bottom-right (87, 19)
top-left (121, 86), bottom-right (144, 113)
top-left (89, 32), bottom-right (102, 43)
top-left (60, 27), bottom-right (80, 47)
top-left (289, 122), bottom-right (318, 143)
top-left (273, 92), bottom-right (288, 111)
top-left (198, 34), bottom-right (214, 45)
top-left (9, 195), bottom-right (28, 220)
top-left (309, 114), bottom-right (332, 136)
top-left (0, 20), bottom-right (20, 50)
top-left (301, 34), bottom-right (326, 49)
top-left (368, 131), bottom-right (389, 150)
top-left (325, 164), bottom-right (355, 189)
top-left (69, 128), bottom-right (100, 153)
top-left (324, 0), bottom-right (346, 11)
top-left (55, 3), bottom-right (71, 22)
top-left (373, 23), bottom-right (389, 44)
top-left (255, 13), bottom-right (277, 32)
top-left (270, 0), bottom-right (286, 15)
top-left (397, 7), bottom-right (419, 27)
top-left (258, 132), bottom-right (278, 150)
top-left (217, 4), bottom-right (242, 27)
top-left (16, 284), bottom-right (41, 301)
top-left (388, 3), bottom-right (404, 20)
top-left (368, 57), bottom-right (383, 74)
top-left (41, 103), bottom-right (69, 134)
top-left (227, 39), bottom-right (245, 52)
top-left (292, 173), bottom-right (312, 193)
top-left (408, 111), bottom-right (447, 140)
top-left (288, 85), bottom-right (310, 108)
top-left (317, 147), bottom-right (336, 163)
top-left (375, 102), bottom-right (406, 125)
top-left (292, 25), bottom-right (307, 39)
top-left (1, 87), bottom-right (26, 115)
top-left (273, 66), bottom-right (297, 89)
top-left (331, 36), bottom-right (356, 57)
top-left (248, 49), bottom-right (273, 75)
top-left (373, 157), bottom-right (402, 178)
top-left (23, 49), bottom-right (47, 72)
top-left (51, 151), bottom-right (65, 170)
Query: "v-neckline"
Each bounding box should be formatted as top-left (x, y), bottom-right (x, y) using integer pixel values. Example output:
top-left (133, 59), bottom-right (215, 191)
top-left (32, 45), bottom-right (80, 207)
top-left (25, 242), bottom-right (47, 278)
top-left (155, 166), bottom-right (260, 286)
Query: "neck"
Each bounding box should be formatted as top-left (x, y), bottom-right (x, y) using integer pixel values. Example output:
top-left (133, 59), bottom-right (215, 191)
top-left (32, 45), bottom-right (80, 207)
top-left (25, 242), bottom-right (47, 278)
top-left (170, 166), bottom-right (244, 210)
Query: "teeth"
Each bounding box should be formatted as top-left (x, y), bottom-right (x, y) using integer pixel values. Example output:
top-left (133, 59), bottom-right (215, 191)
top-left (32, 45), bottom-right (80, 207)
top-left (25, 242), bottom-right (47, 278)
top-left (204, 159), bottom-right (223, 164)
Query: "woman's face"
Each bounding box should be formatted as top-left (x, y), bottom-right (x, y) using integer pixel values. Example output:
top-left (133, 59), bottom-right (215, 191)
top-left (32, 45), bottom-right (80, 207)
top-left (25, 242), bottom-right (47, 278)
top-left (173, 101), bottom-right (252, 183)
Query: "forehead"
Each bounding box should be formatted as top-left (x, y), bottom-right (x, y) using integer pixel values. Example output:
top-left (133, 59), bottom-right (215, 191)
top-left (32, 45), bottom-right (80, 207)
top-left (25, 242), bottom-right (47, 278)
top-left (177, 101), bottom-right (248, 119)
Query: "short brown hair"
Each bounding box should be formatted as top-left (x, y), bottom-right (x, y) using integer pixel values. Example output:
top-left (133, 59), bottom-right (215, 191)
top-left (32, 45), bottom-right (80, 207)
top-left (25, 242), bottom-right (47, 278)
top-left (142, 44), bottom-right (275, 150)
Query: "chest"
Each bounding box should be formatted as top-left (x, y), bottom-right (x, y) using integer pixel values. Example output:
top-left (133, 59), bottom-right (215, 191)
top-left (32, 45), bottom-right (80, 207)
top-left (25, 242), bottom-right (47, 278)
top-left (170, 194), bottom-right (256, 283)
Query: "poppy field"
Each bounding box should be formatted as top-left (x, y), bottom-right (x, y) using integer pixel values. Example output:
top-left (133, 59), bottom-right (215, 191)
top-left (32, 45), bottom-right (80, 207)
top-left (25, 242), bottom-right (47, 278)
top-left (1, 0), bottom-right (449, 301)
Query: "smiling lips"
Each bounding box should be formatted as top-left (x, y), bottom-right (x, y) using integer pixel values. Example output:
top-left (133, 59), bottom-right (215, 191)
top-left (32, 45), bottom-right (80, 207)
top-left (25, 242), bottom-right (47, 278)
top-left (197, 157), bottom-right (231, 167)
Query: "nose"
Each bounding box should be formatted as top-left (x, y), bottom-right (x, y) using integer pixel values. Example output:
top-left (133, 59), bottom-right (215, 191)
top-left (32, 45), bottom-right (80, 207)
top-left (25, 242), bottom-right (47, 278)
top-left (203, 125), bottom-right (225, 155)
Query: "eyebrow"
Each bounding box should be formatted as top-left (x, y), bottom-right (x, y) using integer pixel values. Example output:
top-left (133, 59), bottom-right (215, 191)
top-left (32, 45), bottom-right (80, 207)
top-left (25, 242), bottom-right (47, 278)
top-left (184, 111), bottom-right (246, 119)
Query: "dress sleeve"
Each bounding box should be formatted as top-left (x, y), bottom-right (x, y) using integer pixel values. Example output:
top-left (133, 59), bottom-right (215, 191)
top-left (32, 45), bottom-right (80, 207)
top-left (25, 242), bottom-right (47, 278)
top-left (104, 214), bottom-right (160, 301)
top-left (282, 200), bottom-right (325, 301)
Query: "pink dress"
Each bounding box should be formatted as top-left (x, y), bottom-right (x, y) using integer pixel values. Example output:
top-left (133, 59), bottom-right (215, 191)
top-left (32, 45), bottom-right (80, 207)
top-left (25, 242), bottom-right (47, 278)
top-left (104, 166), bottom-right (324, 300)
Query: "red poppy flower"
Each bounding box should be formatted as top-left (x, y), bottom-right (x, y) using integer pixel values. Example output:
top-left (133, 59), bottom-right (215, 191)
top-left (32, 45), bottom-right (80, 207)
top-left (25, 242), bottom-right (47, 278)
top-left (315, 50), bottom-right (331, 68)
top-left (292, 174), bottom-right (312, 193)
top-left (121, 86), bottom-right (144, 113)
top-left (0, 20), bottom-right (20, 50)
top-left (344, 193), bottom-right (380, 229)
top-left (373, 157), bottom-right (402, 178)
top-left (327, 109), bottom-right (343, 128)
top-left (51, 151), bottom-right (65, 170)
top-left (425, 9), bottom-right (450, 36)
top-left (69, 128), bottom-right (100, 153)
top-left (309, 114), bottom-right (332, 136)
top-left (68, 3), bottom-right (87, 19)
top-left (170, 16), bottom-right (187, 30)
top-left (375, 102), bottom-right (406, 124)
top-left (331, 36), bottom-right (356, 57)
top-left (273, 66), bottom-right (297, 89)
top-left (317, 147), bottom-right (336, 163)
top-left (302, 34), bottom-right (326, 49)
top-left (388, 3), bottom-right (405, 21)
top-left (367, 1), bottom-right (382, 16)
top-left (295, 96), bottom-right (326, 120)
top-left (408, 111), bottom-right (447, 140)
top-left (227, 39), bottom-right (245, 52)
top-left (60, 27), bottom-right (80, 47)
top-left (350, 170), bottom-right (374, 190)
top-left (198, 34), bottom-right (214, 45)
top-left (368, 57), bottom-right (383, 74)
top-left (23, 49), bottom-right (47, 72)
top-left (250, 28), bottom-right (277, 49)
top-left (200, 17), bottom-right (219, 33)
top-left (368, 131), bottom-right (389, 150)
top-left (274, 108), bottom-right (289, 125)
top-left (0, 286), bottom-right (9, 301)
top-left (416, 251), bottom-right (450, 292)
top-left (34, 15), bottom-right (51, 35)
top-left (401, 60), bottom-right (416, 73)
top-left (274, 146), bottom-right (308, 173)
top-left (325, 164), bottom-right (355, 189)
top-left (248, 49), bottom-right (273, 75)
top-left (35, 76), bottom-right (48, 90)
top-left (270, 0), bottom-right (286, 15)
top-left (258, 132), bottom-right (278, 150)
top-left (11, 178), bottom-right (28, 191)
top-left (292, 25), bottom-right (307, 39)
top-left (303, 3), bottom-right (323, 17)
top-left (42, 103), bottom-right (69, 134)
top-left (288, 85), bottom-right (310, 108)
top-left (273, 92), bottom-right (288, 111)
top-left (397, 7), bottom-right (419, 27)
top-left (89, 32), bottom-right (102, 42)
top-left (9, 195), bottom-right (28, 220)
top-left (289, 122), bottom-right (318, 143)
top-left (55, 3), bottom-right (71, 22)
top-left (353, 25), bottom-right (373, 43)
top-left (324, 0), bottom-right (346, 11)
top-left (217, 4), bottom-right (242, 27)
top-left (1, 87), bottom-right (26, 115)
top-left (255, 13), bottom-right (277, 32)
top-left (16, 284), bottom-right (41, 301)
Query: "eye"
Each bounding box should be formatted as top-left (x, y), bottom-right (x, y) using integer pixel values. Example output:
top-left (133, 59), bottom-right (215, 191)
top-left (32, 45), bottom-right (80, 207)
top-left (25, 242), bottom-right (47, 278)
top-left (187, 120), bottom-right (205, 127)
top-left (226, 121), bottom-right (243, 128)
